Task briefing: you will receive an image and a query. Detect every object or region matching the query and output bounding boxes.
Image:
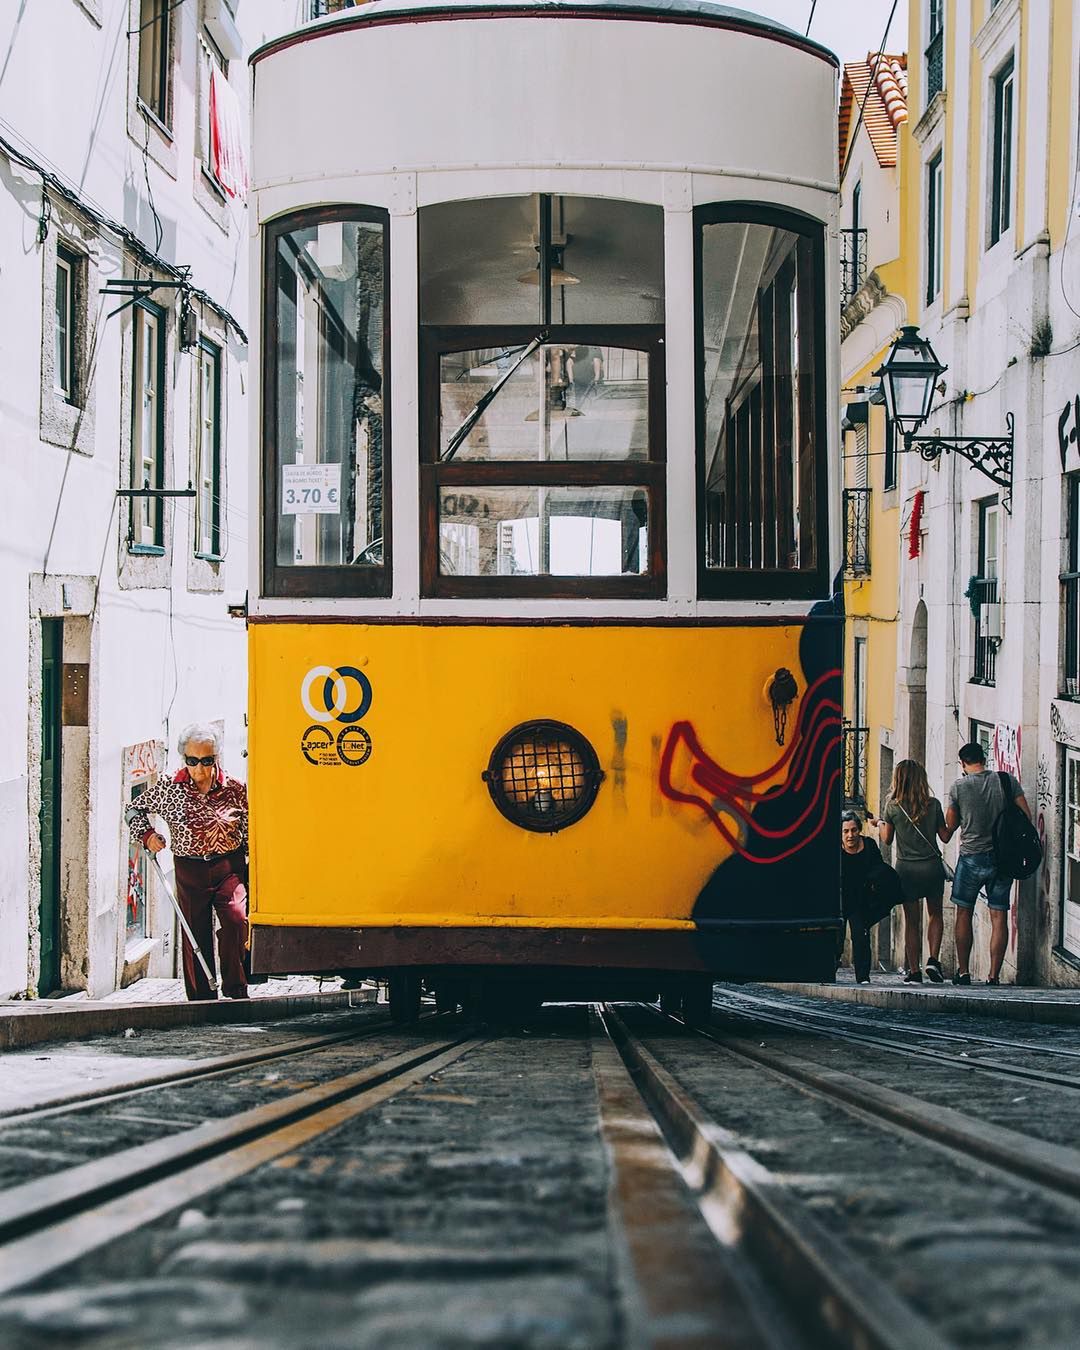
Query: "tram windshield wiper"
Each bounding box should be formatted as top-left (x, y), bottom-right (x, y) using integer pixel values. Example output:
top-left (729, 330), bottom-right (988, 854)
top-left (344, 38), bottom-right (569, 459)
top-left (441, 331), bottom-right (547, 462)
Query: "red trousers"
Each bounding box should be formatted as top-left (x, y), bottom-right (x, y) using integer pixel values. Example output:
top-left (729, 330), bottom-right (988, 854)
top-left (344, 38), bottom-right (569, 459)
top-left (172, 852), bottom-right (249, 1000)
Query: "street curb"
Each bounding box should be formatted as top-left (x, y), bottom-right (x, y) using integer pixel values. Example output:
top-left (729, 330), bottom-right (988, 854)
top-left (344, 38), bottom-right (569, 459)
top-left (0, 990), bottom-right (377, 1051)
top-left (762, 982), bottom-right (1080, 1025)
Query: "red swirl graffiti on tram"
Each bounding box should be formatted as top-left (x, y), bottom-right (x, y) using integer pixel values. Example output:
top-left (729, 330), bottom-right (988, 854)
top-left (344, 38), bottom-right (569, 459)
top-left (658, 668), bottom-right (842, 865)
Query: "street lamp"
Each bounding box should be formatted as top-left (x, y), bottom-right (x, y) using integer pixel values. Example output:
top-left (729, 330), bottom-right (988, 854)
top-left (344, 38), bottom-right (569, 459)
top-left (874, 325), bottom-right (1015, 509)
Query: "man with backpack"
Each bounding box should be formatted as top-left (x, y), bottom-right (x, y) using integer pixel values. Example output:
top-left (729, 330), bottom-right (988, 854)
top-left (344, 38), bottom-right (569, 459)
top-left (944, 742), bottom-right (1035, 986)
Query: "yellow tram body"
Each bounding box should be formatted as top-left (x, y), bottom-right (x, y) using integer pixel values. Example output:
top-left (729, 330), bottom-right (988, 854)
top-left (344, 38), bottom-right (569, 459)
top-left (250, 622), bottom-right (805, 927)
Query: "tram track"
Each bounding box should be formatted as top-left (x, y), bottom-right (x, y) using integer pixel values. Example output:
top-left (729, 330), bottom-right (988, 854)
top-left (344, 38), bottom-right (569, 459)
top-left (708, 987), bottom-right (1080, 1093)
top-left (0, 1009), bottom-right (399, 1125)
top-left (0, 1027), bottom-right (484, 1297)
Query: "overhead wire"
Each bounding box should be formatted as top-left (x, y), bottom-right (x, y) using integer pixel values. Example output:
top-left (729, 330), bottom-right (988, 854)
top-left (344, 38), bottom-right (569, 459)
top-left (839, 0), bottom-right (900, 185)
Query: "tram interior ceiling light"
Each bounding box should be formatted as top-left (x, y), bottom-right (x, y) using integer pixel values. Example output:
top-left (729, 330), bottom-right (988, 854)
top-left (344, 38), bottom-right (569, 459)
top-left (517, 242), bottom-right (580, 288)
top-left (482, 720), bottom-right (604, 833)
top-left (875, 325), bottom-right (1015, 509)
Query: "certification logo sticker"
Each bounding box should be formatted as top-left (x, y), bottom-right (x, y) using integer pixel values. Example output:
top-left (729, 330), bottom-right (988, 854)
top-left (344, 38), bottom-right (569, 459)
top-left (300, 725), bottom-right (338, 767)
top-left (337, 726), bottom-right (373, 767)
top-left (300, 665), bottom-right (373, 724)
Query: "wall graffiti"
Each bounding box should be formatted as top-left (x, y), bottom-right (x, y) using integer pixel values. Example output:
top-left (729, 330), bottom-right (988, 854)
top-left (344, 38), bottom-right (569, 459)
top-left (991, 722), bottom-right (1022, 777)
top-left (658, 667), bottom-right (842, 865)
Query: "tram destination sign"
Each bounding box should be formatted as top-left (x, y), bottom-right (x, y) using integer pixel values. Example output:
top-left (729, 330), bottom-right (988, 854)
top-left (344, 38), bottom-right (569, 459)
top-left (282, 462), bottom-right (341, 514)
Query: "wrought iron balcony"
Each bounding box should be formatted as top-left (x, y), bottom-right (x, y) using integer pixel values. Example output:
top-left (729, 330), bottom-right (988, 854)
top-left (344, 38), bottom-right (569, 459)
top-left (1063, 572), bottom-right (1080, 697)
top-left (309, 0), bottom-right (359, 15)
top-left (842, 724), bottom-right (869, 810)
top-left (970, 576), bottom-right (1000, 685)
top-left (925, 28), bottom-right (944, 104)
top-left (843, 487), bottom-right (871, 577)
top-left (840, 228), bottom-right (868, 307)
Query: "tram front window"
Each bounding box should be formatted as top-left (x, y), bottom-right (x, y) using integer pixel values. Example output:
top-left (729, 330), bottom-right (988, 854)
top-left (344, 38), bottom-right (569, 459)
top-left (420, 195), bottom-right (665, 598)
top-left (696, 207), bottom-right (827, 599)
top-left (265, 208), bottom-right (389, 596)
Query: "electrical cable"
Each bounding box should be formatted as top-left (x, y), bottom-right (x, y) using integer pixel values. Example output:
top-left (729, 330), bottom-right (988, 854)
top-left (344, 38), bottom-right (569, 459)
top-left (0, 125), bottom-right (247, 343)
top-left (805, 0), bottom-right (818, 37)
top-left (839, 0), bottom-right (899, 185)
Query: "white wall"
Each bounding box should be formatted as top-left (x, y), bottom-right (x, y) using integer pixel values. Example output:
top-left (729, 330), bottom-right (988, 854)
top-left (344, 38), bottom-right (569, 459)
top-left (0, 0), bottom-right (295, 996)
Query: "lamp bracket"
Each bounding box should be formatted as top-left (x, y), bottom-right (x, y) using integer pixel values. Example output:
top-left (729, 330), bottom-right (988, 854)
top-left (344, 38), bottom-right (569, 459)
top-left (905, 412), bottom-right (1014, 510)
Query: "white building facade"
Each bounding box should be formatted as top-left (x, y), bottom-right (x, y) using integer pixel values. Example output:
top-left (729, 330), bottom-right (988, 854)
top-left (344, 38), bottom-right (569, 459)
top-left (898, 0), bottom-right (1080, 985)
top-left (0, 0), bottom-right (295, 998)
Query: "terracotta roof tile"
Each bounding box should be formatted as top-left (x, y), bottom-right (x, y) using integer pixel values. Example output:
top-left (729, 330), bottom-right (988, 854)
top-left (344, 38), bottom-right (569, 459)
top-left (839, 52), bottom-right (907, 174)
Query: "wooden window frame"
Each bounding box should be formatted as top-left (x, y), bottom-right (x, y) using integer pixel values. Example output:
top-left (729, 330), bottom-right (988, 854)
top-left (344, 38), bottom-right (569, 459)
top-left (262, 205), bottom-right (391, 599)
top-left (195, 337), bottom-right (222, 560)
top-left (694, 203), bottom-right (830, 601)
top-left (130, 298), bottom-right (167, 554)
top-left (989, 55), bottom-right (1015, 248)
top-left (55, 245), bottom-right (79, 404)
top-left (419, 324), bottom-right (666, 600)
top-left (926, 151), bottom-right (944, 304)
top-left (137, 0), bottom-right (172, 130)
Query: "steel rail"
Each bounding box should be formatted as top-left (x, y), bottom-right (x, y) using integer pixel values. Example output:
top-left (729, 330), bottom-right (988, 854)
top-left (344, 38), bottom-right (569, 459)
top-left (677, 1012), bottom-right (1080, 1204)
top-left (709, 989), bottom-right (1080, 1092)
top-left (727, 987), bottom-right (1080, 1060)
top-left (0, 1012), bottom-right (401, 1125)
top-left (0, 1031), bottom-right (482, 1291)
top-left (589, 1006), bottom-right (785, 1348)
top-left (599, 1004), bottom-right (947, 1350)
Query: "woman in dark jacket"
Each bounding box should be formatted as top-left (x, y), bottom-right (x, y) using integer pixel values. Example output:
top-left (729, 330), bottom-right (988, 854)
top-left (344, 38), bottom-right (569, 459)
top-left (841, 810), bottom-right (883, 984)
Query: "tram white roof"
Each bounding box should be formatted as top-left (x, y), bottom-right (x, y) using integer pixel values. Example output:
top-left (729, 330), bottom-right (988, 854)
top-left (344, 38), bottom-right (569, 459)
top-left (252, 0), bottom-right (838, 67)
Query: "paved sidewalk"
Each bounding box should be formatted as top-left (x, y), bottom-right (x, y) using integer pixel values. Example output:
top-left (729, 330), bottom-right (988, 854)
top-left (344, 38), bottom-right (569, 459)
top-left (765, 970), bottom-right (1080, 1024)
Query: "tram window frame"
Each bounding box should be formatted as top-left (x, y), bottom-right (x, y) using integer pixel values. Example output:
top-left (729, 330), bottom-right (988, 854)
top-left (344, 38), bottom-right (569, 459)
top-left (419, 324), bottom-right (667, 599)
top-left (694, 203), bottom-right (830, 601)
top-left (261, 205), bottom-right (391, 600)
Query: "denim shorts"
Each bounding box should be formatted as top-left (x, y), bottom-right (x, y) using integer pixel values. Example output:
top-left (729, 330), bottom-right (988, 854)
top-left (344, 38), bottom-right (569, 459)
top-left (951, 851), bottom-right (1013, 911)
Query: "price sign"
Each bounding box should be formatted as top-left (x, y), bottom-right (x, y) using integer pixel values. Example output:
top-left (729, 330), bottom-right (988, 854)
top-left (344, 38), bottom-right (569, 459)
top-left (282, 463), bottom-right (342, 515)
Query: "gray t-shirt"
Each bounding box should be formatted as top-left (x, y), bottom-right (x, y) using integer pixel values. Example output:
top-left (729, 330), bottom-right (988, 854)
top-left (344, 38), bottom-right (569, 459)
top-left (884, 797), bottom-right (945, 864)
top-left (947, 769), bottom-right (1023, 856)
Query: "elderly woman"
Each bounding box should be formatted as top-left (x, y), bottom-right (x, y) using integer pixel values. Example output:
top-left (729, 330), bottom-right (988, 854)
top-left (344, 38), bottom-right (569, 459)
top-left (127, 724), bottom-right (249, 1000)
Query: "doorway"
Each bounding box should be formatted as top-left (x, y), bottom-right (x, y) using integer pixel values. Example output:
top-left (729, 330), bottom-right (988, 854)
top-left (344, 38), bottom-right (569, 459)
top-left (39, 620), bottom-right (63, 995)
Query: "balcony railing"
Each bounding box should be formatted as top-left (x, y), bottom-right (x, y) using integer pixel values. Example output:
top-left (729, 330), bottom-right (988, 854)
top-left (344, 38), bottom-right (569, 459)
top-left (1063, 572), bottom-right (1080, 697)
top-left (840, 228), bottom-right (868, 307)
top-left (971, 577), bottom-right (1000, 685)
top-left (309, 0), bottom-right (359, 15)
top-left (925, 28), bottom-right (944, 103)
top-left (843, 724), bottom-right (869, 810)
top-left (843, 487), bottom-right (871, 576)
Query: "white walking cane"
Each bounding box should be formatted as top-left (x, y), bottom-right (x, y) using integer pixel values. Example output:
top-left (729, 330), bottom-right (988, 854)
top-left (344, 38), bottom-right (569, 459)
top-left (148, 851), bottom-right (219, 996)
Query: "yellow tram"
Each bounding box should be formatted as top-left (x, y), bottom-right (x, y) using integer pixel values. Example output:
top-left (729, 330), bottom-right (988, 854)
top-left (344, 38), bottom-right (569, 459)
top-left (247, 0), bottom-right (844, 1021)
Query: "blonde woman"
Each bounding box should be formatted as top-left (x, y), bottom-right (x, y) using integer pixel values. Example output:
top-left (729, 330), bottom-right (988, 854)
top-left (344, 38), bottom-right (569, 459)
top-left (870, 760), bottom-right (951, 984)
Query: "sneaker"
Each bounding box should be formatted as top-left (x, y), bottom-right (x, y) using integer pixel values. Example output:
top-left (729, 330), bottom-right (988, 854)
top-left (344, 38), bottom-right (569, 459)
top-left (986, 976), bottom-right (1001, 986)
top-left (953, 971), bottom-right (972, 986)
top-left (903, 970), bottom-right (923, 984)
top-left (856, 978), bottom-right (871, 985)
top-left (925, 958), bottom-right (945, 984)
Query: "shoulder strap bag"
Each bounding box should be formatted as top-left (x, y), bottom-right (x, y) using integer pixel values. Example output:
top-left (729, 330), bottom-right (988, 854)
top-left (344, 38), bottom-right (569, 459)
top-left (893, 800), bottom-right (954, 883)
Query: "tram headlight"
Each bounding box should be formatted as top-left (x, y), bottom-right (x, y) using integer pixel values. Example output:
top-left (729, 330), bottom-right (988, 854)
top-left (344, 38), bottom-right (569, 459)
top-left (482, 720), bottom-right (604, 833)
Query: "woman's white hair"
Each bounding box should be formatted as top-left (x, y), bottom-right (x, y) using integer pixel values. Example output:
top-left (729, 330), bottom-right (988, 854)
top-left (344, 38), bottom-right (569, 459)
top-left (177, 723), bottom-right (223, 758)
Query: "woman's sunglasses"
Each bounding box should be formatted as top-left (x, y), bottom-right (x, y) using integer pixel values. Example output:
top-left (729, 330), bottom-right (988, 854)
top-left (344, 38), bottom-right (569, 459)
top-left (184, 755), bottom-right (216, 767)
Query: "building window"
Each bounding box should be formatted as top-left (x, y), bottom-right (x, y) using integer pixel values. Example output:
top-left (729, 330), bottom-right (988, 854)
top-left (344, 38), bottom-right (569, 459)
top-left (989, 56), bottom-right (1015, 248)
top-left (970, 719), bottom-right (995, 761)
top-left (264, 208), bottom-right (389, 598)
top-left (883, 412), bottom-right (898, 491)
top-left (925, 0), bottom-right (944, 103)
top-left (54, 246), bottom-right (79, 404)
top-left (419, 195), bottom-right (665, 598)
top-left (1062, 475), bottom-right (1080, 696)
top-left (697, 205), bottom-right (827, 598)
top-left (926, 152), bottom-right (944, 304)
top-left (972, 500), bottom-right (1002, 685)
top-left (137, 0), bottom-right (171, 127)
top-left (195, 339), bottom-right (222, 558)
top-left (130, 300), bottom-right (166, 551)
top-left (1063, 749), bottom-right (1080, 959)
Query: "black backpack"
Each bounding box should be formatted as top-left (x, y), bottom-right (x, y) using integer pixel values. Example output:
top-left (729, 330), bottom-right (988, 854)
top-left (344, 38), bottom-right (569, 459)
top-left (992, 771), bottom-right (1042, 880)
